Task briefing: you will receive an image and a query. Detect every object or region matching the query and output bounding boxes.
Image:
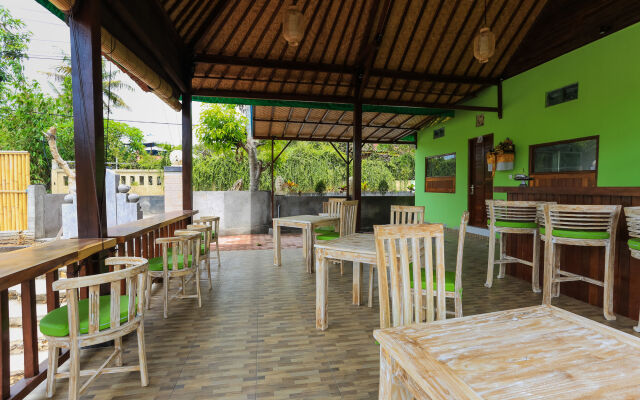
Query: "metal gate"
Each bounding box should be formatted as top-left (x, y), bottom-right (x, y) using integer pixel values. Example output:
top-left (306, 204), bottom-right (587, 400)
top-left (0, 151), bottom-right (30, 231)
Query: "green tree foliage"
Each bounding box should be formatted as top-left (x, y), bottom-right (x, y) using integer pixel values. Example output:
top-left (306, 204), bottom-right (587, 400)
top-left (0, 6), bottom-right (158, 188)
top-left (0, 6), bottom-right (29, 92)
top-left (191, 139), bottom-right (415, 193)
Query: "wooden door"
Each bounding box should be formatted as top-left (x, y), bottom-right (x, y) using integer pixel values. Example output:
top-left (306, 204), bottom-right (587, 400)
top-left (468, 134), bottom-right (493, 227)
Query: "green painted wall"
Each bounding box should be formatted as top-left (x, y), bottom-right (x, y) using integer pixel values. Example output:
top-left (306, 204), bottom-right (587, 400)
top-left (416, 22), bottom-right (640, 227)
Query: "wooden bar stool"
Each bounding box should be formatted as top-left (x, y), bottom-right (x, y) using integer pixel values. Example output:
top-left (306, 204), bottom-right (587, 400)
top-left (147, 231), bottom-right (202, 318)
top-left (195, 216), bottom-right (221, 268)
top-left (188, 223), bottom-right (213, 290)
top-left (542, 204), bottom-right (621, 320)
top-left (40, 257), bottom-right (149, 400)
top-left (624, 206), bottom-right (640, 331)
top-left (485, 200), bottom-right (541, 293)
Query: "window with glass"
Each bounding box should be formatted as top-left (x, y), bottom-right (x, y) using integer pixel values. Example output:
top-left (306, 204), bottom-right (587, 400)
top-left (531, 137), bottom-right (598, 173)
top-left (425, 153), bottom-right (456, 193)
top-left (426, 153), bottom-right (456, 177)
top-left (139, 176), bottom-right (144, 185)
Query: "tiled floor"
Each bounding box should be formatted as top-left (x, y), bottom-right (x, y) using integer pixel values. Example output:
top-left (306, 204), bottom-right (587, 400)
top-left (218, 234), bottom-right (302, 251)
top-left (27, 231), bottom-right (640, 399)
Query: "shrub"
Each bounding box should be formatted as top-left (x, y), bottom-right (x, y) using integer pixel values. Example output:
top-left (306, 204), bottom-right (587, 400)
top-left (314, 180), bottom-right (327, 194)
top-left (378, 179), bottom-right (389, 194)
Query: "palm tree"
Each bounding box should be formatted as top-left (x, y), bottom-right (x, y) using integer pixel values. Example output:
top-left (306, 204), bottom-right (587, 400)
top-left (44, 55), bottom-right (134, 112)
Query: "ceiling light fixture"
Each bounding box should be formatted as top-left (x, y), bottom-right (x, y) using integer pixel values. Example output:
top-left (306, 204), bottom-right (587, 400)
top-left (283, 3), bottom-right (304, 47)
top-left (473, 0), bottom-right (496, 64)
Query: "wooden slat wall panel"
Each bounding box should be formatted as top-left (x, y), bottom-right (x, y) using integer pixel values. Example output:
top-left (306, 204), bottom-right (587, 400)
top-left (0, 151), bottom-right (30, 231)
top-left (504, 190), bottom-right (640, 320)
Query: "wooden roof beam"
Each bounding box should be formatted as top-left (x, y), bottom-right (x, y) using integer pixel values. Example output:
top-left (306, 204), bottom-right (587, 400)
top-left (194, 54), bottom-right (496, 86)
top-left (105, 0), bottom-right (188, 93)
top-left (193, 88), bottom-right (498, 113)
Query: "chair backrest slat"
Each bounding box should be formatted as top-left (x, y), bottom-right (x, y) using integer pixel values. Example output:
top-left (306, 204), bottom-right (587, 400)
top-left (327, 197), bottom-right (346, 217)
top-left (110, 278), bottom-right (121, 329)
top-left (374, 223), bottom-right (446, 329)
top-left (390, 205), bottom-right (425, 225)
top-left (486, 200), bottom-right (538, 223)
top-left (88, 285), bottom-right (100, 334)
top-left (547, 204), bottom-right (621, 232)
top-left (455, 212), bottom-right (469, 294)
top-left (339, 200), bottom-right (358, 236)
top-left (624, 207), bottom-right (640, 238)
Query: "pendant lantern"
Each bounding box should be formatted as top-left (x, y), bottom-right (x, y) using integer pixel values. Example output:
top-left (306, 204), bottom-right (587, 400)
top-left (283, 5), bottom-right (304, 47)
top-left (473, 0), bottom-right (495, 64)
top-left (473, 27), bottom-right (496, 63)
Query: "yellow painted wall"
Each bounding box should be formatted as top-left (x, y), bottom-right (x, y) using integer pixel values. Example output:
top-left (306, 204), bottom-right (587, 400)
top-left (51, 168), bottom-right (164, 196)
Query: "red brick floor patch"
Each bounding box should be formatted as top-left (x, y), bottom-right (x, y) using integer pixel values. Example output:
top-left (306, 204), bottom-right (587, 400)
top-left (217, 233), bottom-right (302, 251)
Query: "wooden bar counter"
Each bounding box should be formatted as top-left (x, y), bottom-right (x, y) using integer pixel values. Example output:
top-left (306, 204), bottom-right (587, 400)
top-left (494, 186), bottom-right (640, 320)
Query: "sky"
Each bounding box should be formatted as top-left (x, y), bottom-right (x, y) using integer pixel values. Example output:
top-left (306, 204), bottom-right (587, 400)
top-left (1, 0), bottom-right (204, 146)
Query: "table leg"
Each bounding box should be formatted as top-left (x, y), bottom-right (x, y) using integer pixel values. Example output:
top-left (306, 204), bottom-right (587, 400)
top-left (353, 262), bottom-right (362, 305)
top-left (273, 220), bottom-right (281, 266)
top-left (306, 226), bottom-right (314, 274)
top-left (316, 249), bottom-right (329, 330)
top-left (379, 347), bottom-right (413, 400)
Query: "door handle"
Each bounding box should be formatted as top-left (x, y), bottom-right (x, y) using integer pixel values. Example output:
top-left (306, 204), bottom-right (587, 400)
top-left (469, 185), bottom-right (475, 195)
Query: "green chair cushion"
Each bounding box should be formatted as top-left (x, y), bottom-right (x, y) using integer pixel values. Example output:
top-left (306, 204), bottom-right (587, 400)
top-left (200, 243), bottom-right (209, 255)
top-left (317, 231), bottom-right (340, 241)
top-left (40, 295), bottom-right (133, 337)
top-left (491, 220), bottom-right (538, 229)
top-left (541, 228), bottom-right (610, 240)
top-left (408, 264), bottom-right (458, 293)
top-left (628, 238), bottom-right (640, 251)
top-left (315, 226), bottom-right (335, 234)
top-left (148, 255), bottom-right (192, 271)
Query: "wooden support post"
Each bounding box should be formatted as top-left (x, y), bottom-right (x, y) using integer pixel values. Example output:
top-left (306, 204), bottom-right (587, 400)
top-left (353, 101), bottom-right (363, 231)
top-left (182, 92), bottom-right (193, 211)
top-left (497, 79), bottom-right (503, 119)
top-left (1, 290), bottom-right (8, 400)
top-left (70, 0), bottom-right (106, 239)
top-left (21, 279), bottom-right (38, 378)
top-left (271, 139), bottom-right (274, 219)
top-left (346, 142), bottom-right (350, 199)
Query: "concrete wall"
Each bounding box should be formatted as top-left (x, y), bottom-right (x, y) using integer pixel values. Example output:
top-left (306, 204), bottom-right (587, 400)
top-left (275, 193), bottom-right (414, 232)
top-left (44, 194), bottom-right (65, 238)
top-left (164, 166), bottom-right (183, 212)
top-left (139, 195), bottom-right (165, 217)
top-left (194, 191), bottom-right (271, 235)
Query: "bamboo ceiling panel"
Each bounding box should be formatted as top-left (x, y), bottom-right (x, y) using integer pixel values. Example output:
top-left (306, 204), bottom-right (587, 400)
top-left (252, 106), bottom-right (434, 143)
top-left (181, 0), bottom-right (547, 107)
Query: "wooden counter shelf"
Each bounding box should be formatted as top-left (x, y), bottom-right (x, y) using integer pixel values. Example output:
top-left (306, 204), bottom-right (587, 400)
top-left (494, 186), bottom-right (640, 321)
top-left (106, 210), bottom-right (198, 260)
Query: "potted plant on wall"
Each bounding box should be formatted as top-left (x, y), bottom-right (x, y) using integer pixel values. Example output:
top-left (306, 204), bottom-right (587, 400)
top-left (487, 138), bottom-right (515, 177)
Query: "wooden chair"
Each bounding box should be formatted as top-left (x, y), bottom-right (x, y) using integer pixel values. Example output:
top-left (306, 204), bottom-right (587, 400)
top-left (365, 205), bottom-right (427, 307)
top-left (374, 223), bottom-right (447, 328)
top-left (188, 223), bottom-right (213, 290)
top-left (486, 200), bottom-right (541, 293)
top-left (147, 231), bottom-right (202, 318)
top-left (390, 205), bottom-right (425, 224)
top-left (542, 204), bottom-right (621, 320)
top-left (316, 197), bottom-right (346, 234)
top-left (40, 257), bottom-right (149, 400)
top-left (194, 216), bottom-right (221, 268)
top-left (316, 200), bottom-right (358, 274)
top-left (624, 206), bottom-right (640, 332)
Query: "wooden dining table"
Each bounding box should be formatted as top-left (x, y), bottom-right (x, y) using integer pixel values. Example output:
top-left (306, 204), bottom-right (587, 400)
top-left (273, 215), bottom-right (339, 273)
top-left (374, 305), bottom-right (640, 399)
top-left (314, 233), bottom-right (379, 330)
